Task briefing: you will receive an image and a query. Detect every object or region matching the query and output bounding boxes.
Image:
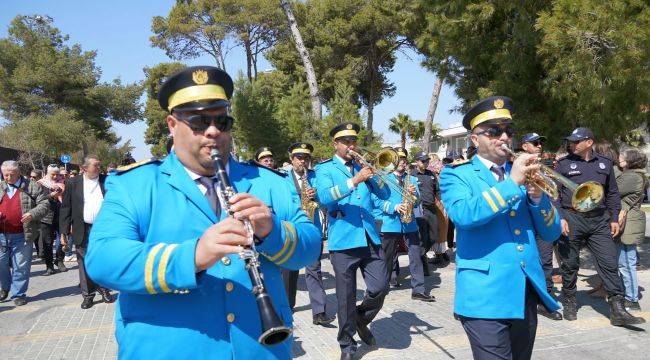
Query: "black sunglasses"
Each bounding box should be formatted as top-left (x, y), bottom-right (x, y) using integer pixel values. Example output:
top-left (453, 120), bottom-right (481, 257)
top-left (175, 114), bottom-right (234, 133)
top-left (475, 126), bottom-right (515, 138)
top-left (529, 140), bottom-right (544, 147)
top-left (293, 154), bottom-right (311, 160)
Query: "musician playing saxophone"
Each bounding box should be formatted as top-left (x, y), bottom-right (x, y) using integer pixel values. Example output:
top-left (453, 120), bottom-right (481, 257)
top-left (282, 142), bottom-right (335, 326)
top-left (372, 147), bottom-right (434, 302)
top-left (84, 66), bottom-right (321, 359)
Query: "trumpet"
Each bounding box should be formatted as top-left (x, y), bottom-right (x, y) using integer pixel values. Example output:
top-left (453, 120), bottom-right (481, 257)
top-left (500, 144), bottom-right (604, 212)
top-left (347, 147), bottom-right (417, 203)
top-left (210, 149), bottom-right (292, 345)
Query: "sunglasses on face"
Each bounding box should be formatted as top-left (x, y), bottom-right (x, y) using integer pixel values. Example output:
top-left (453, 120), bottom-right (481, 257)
top-left (175, 113), bottom-right (234, 133)
top-left (475, 126), bottom-right (515, 138)
top-left (529, 140), bottom-right (544, 147)
top-left (293, 154), bottom-right (311, 161)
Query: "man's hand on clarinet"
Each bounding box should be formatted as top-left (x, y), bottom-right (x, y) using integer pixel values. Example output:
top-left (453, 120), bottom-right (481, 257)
top-left (229, 193), bottom-right (273, 239)
top-left (195, 217), bottom-right (252, 272)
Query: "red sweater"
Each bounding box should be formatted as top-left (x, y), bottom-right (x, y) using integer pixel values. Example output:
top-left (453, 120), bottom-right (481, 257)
top-left (0, 191), bottom-right (24, 233)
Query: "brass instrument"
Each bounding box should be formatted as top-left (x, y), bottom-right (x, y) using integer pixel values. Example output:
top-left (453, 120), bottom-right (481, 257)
top-left (300, 174), bottom-right (319, 222)
top-left (347, 147), bottom-right (417, 203)
top-left (210, 149), bottom-right (292, 345)
top-left (500, 144), bottom-right (604, 212)
top-left (400, 175), bottom-right (415, 223)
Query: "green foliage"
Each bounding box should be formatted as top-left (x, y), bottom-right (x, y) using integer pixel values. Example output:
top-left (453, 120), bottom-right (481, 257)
top-left (407, 0), bottom-right (649, 148)
top-left (388, 113), bottom-right (422, 148)
top-left (142, 62), bottom-right (187, 158)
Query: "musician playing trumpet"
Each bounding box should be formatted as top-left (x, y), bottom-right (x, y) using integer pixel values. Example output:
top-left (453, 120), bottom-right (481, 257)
top-left (84, 66), bottom-right (321, 359)
top-left (439, 96), bottom-right (562, 360)
top-left (372, 147), bottom-right (434, 302)
top-left (282, 142), bottom-right (335, 326)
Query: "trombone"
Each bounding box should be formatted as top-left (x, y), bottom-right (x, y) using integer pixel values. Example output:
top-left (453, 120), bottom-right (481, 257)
top-left (347, 147), bottom-right (417, 203)
top-left (500, 144), bottom-right (604, 212)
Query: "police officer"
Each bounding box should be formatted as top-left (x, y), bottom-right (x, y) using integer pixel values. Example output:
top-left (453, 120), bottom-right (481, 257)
top-left (315, 123), bottom-right (390, 360)
top-left (520, 133), bottom-right (563, 321)
top-left (255, 147), bottom-right (276, 169)
top-left (85, 66), bottom-right (322, 358)
top-left (556, 127), bottom-right (645, 326)
top-left (282, 142), bottom-right (335, 326)
top-left (440, 96), bottom-right (562, 360)
top-left (375, 147), bottom-right (434, 302)
top-left (411, 151), bottom-right (440, 270)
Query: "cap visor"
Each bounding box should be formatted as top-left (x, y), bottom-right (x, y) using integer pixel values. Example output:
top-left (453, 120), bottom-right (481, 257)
top-left (172, 99), bottom-right (230, 113)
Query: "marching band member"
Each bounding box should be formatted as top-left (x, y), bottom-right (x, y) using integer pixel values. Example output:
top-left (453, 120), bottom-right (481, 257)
top-left (439, 96), bottom-right (561, 360)
top-left (85, 66), bottom-right (321, 359)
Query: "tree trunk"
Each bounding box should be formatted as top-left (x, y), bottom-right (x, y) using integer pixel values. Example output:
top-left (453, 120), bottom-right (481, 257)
top-left (423, 75), bottom-right (443, 153)
top-left (280, 0), bottom-right (322, 122)
top-left (244, 39), bottom-right (253, 82)
top-left (401, 133), bottom-right (406, 149)
top-left (366, 98), bottom-right (374, 145)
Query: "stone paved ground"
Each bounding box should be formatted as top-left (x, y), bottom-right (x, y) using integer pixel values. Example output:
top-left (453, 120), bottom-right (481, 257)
top-left (1, 244), bottom-right (649, 360)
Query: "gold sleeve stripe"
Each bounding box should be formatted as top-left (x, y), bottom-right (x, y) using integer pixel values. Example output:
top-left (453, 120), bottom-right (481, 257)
top-left (335, 186), bottom-right (342, 199)
top-left (268, 222), bottom-right (293, 261)
top-left (490, 188), bottom-right (506, 207)
top-left (482, 191), bottom-right (499, 213)
top-left (377, 178), bottom-right (385, 188)
top-left (383, 201), bottom-right (391, 213)
top-left (145, 243), bottom-right (166, 295)
top-left (157, 244), bottom-right (178, 293)
top-left (277, 222), bottom-right (298, 265)
top-left (545, 207), bottom-right (556, 227)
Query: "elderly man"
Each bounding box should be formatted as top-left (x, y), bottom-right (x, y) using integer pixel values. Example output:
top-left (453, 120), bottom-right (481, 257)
top-left (0, 161), bottom-right (49, 305)
top-left (38, 165), bottom-right (67, 275)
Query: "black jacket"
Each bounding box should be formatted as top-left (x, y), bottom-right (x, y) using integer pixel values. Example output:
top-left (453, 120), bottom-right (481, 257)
top-left (59, 174), bottom-right (106, 245)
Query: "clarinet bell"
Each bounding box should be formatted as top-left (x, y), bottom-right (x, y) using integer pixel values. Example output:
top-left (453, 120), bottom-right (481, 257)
top-left (256, 293), bottom-right (292, 345)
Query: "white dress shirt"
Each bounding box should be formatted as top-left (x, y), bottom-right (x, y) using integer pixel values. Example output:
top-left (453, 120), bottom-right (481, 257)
top-left (6, 178), bottom-right (22, 199)
top-left (83, 175), bottom-right (104, 224)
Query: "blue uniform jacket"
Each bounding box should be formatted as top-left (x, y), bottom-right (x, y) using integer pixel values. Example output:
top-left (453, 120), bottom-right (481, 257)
top-left (372, 173), bottom-right (421, 233)
top-left (439, 156), bottom-right (562, 319)
top-left (86, 152), bottom-right (321, 359)
top-left (285, 168), bottom-right (322, 231)
top-left (315, 157), bottom-right (389, 251)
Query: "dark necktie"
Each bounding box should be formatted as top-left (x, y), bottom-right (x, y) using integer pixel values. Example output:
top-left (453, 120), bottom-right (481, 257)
top-left (491, 165), bottom-right (505, 182)
top-left (197, 177), bottom-right (220, 217)
top-left (345, 161), bottom-right (355, 175)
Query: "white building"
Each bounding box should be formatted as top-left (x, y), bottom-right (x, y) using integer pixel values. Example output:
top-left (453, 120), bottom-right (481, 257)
top-left (429, 123), bottom-right (469, 159)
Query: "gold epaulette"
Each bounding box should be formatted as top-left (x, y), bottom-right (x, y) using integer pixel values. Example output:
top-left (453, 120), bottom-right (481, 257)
top-left (115, 158), bottom-right (159, 174)
top-left (449, 159), bottom-right (470, 167)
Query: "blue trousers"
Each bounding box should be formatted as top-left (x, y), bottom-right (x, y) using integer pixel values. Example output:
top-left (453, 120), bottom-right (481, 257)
top-left (618, 243), bottom-right (639, 302)
top-left (0, 233), bottom-right (32, 299)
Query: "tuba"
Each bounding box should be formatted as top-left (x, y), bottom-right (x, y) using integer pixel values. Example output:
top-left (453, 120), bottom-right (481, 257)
top-left (500, 144), bottom-right (604, 212)
top-left (300, 175), bottom-right (319, 222)
top-left (347, 147), bottom-right (417, 203)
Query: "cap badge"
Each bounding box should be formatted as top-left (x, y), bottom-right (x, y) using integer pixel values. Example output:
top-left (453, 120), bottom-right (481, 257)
top-left (301, 144), bottom-right (307, 149)
top-left (346, 124), bottom-right (353, 130)
top-left (599, 163), bottom-right (606, 170)
top-left (493, 98), bottom-right (504, 109)
top-left (192, 70), bottom-right (209, 85)
top-left (570, 163), bottom-right (577, 169)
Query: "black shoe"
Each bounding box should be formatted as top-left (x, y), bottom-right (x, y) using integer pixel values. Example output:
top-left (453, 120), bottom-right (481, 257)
top-left (0, 290), bottom-right (8, 301)
top-left (562, 295), bottom-right (578, 321)
top-left (624, 300), bottom-right (641, 311)
top-left (13, 297), bottom-right (27, 306)
top-left (429, 254), bottom-right (444, 265)
top-left (81, 296), bottom-right (95, 309)
top-left (389, 280), bottom-right (400, 288)
top-left (609, 295), bottom-right (645, 326)
top-left (355, 318), bottom-right (376, 346)
top-left (56, 261), bottom-right (68, 272)
top-left (412, 293), bottom-right (436, 302)
top-left (340, 352), bottom-right (355, 360)
top-left (43, 267), bottom-right (58, 276)
top-left (313, 312), bottom-right (335, 326)
top-left (537, 304), bottom-right (562, 320)
top-left (441, 253), bottom-right (451, 262)
top-left (99, 289), bottom-right (115, 303)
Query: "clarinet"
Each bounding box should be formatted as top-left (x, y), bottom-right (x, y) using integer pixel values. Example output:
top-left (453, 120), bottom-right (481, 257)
top-left (210, 149), bottom-right (292, 345)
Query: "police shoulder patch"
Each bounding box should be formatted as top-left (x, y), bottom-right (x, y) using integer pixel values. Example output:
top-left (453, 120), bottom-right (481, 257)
top-left (449, 159), bottom-right (470, 167)
top-left (245, 160), bottom-right (288, 177)
top-left (115, 158), bottom-right (160, 174)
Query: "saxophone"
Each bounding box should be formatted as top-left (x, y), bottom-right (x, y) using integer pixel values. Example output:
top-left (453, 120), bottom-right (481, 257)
top-left (300, 174), bottom-right (319, 222)
top-left (400, 175), bottom-right (415, 223)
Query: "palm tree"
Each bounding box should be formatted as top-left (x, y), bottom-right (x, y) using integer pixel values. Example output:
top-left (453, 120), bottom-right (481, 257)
top-left (388, 113), bottom-right (413, 148)
top-left (408, 120), bottom-right (426, 143)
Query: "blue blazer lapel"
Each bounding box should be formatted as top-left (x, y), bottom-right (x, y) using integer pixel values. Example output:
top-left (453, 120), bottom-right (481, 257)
top-left (333, 157), bottom-right (352, 179)
top-left (160, 152), bottom-right (217, 223)
top-left (471, 156), bottom-right (497, 187)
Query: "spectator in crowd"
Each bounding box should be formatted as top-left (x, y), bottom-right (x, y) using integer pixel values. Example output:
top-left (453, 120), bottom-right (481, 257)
top-left (69, 170), bottom-right (78, 178)
top-left (60, 155), bottom-right (114, 309)
top-left (105, 163), bottom-right (118, 174)
top-left (30, 170), bottom-right (42, 181)
top-left (615, 148), bottom-right (648, 311)
top-left (0, 161), bottom-right (49, 306)
top-left (60, 169), bottom-right (69, 180)
top-left (37, 165), bottom-right (67, 275)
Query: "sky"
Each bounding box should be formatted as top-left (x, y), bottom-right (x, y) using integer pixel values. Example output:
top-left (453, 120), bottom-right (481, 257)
top-left (1, 0), bottom-right (463, 160)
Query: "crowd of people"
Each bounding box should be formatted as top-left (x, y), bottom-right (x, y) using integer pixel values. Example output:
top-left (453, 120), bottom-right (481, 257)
top-left (0, 65), bottom-right (648, 360)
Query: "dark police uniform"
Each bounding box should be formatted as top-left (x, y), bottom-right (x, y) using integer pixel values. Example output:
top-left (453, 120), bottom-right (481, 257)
top-left (411, 151), bottom-right (439, 269)
top-left (86, 66), bottom-right (322, 359)
top-left (315, 123), bottom-right (390, 358)
top-left (440, 96), bottom-right (562, 360)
